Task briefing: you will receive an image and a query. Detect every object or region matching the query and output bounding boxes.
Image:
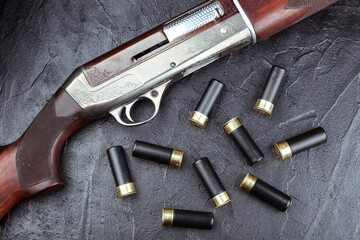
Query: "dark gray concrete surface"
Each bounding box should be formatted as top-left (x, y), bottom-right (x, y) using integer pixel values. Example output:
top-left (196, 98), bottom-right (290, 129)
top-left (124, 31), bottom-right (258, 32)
top-left (0, 0), bottom-right (359, 239)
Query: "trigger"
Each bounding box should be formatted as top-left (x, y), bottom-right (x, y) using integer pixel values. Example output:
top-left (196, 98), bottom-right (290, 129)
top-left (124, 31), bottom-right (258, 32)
top-left (124, 100), bottom-right (139, 122)
top-left (109, 81), bottom-right (171, 126)
top-left (142, 81), bottom-right (170, 117)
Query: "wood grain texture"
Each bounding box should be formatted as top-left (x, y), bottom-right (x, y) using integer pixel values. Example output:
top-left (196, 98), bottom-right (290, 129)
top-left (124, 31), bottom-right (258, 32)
top-left (0, 141), bottom-right (26, 220)
top-left (0, 88), bottom-right (90, 219)
top-left (238, 0), bottom-right (340, 41)
top-left (0, 0), bottom-right (359, 239)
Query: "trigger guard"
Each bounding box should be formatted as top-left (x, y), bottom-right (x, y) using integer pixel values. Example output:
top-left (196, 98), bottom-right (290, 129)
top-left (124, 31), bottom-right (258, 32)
top-left (109, 81), bottom-right (170, 126)
top-left (109, 107), bottom-right (146, 126)
top-left (109, 99), bottom-right (159, 127)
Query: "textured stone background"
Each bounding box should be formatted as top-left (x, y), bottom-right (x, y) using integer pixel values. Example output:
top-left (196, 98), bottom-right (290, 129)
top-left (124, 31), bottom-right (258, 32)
top-left (0, 0), bottom-right (360, 239)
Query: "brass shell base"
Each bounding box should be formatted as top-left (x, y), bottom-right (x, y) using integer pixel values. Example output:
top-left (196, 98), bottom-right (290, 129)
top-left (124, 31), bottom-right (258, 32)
top-left (212, 191), bottom-right (231, 208)
top-left (162, 208), bottom-right (174, 226)
top-left (254, 99), bottom-right (274, 116)
top-left (170, 150), bottom-right (184, 167)
top-left (239, 173), bottom-right (258, 193)
top-left (189, 111), bottom-right (209, 128)
top-left (116, 182), bottom-right (137, 198)
top-left (223, 117), bottom-right (242, 134)
top-left (274, 141), bottom-right (293, 160)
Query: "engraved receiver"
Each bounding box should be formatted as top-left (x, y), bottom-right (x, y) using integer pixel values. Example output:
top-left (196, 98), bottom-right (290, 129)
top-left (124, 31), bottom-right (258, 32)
top-left (0, 0), bottom-right (339, 219)
top-left (63, 0), bottom-right (253, 126)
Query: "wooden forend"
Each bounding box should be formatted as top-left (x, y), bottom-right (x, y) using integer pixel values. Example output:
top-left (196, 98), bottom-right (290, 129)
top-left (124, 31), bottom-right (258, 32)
top-left (238, 0), bottom-right (340, 41)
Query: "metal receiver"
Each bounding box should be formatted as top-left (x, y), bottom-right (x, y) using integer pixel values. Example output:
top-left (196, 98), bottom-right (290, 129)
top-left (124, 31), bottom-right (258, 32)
top-left (63, 1), bottom-right (253, 126)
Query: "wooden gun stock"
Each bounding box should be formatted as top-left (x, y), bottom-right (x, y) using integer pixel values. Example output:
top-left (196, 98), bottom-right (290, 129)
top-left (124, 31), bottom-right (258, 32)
top-left (0, 89), bottom-right (90, 219)
top-left (0, 0), bottom-right (339, 219)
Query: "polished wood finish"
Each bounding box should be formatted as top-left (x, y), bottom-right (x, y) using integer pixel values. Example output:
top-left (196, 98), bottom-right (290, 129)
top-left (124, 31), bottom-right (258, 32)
top-left (83, 0), bottom-right (340, 88)
top-left (0, 88), bottom-right (90, 219)
top-left (238, 0), bottom-right (340, 41)
top-left (0, 141), bottom-right (26, 220)
top-left (0, 0), bottom-right (339, 220)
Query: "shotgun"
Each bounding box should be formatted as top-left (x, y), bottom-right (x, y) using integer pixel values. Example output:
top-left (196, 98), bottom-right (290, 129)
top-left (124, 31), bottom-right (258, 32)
top-left (0, 0), bottom-right (339, 219)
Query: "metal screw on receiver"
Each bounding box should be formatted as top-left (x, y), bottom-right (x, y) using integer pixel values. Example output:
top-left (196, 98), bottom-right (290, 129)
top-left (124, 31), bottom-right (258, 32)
top-left (151, 90), bottom-right (159, 98)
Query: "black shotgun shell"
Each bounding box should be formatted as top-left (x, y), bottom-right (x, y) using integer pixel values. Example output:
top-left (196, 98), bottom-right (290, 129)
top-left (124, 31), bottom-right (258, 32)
top-left (107, 146), bottom-right (137, 198)
top-left (162, 208), bottom-right (214, 229)
top-left (132, 141), bottom-right (183, 167)
top-left (254, 66), bottom-right (286, 116)
top-left (189, 79), bottom-right (225, 128)
top-left (240, 173), bottom-right (291, 212)
top-left (274, 127), bottom-right (327, 160)
top-left (223, 117), bottom-right (264, 166)
top-left (193, 157), bottom-right (231, 208)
